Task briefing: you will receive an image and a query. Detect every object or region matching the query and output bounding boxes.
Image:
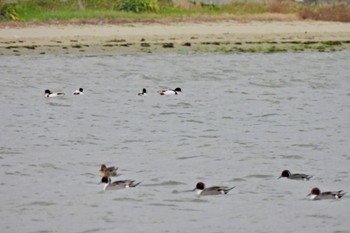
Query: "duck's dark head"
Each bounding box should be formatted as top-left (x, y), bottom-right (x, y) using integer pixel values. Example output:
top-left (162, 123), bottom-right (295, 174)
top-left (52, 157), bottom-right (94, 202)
top-left (279, 170), bottom-right (291, 178)
top-left (195, 182), bottom-right (205, 190)
top-left (311, 187), bottom-right (320, 195)
top-left (174, 87), bottom-right (182, 92)
top-left (101, 176), bottom-right (109, 184)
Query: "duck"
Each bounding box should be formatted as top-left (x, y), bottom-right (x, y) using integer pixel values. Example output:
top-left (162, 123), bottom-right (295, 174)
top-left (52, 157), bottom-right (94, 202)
top-left (138, 88), bottom-right (147, 96)
top-left (193, 182), bottom-right (235, 196)
top-left (73, 88), bottom-right (84, 95)
top-left (278, 170), bottom-right (312, 180)
top-left (98, 164), bottom-right (118, 177)
top-left (100, 177), bottom-right (141, 191)
top-left (307, 187), bottom-right (345, 200)
top-left (44, 89), bottom-right (65, 97)
top-left (159, 87), bottom-right (182, 95)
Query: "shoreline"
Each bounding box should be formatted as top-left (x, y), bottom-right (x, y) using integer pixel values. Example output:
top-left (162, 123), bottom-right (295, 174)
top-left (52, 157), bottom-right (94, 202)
top-left (1, 20), bottom-right (350, 55)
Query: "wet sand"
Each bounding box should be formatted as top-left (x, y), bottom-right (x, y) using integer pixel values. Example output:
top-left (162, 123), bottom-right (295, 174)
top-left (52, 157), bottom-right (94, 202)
top-left (1, 21), bottom-right (350, 55)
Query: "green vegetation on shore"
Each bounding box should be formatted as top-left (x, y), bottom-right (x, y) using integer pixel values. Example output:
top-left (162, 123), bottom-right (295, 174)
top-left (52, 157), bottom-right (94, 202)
top-left (2, 38), bottom-right (349, 56)
top-left (1, 0), bottom-right (350, 23)
top-left (206, 40), bottom-right (349, 53)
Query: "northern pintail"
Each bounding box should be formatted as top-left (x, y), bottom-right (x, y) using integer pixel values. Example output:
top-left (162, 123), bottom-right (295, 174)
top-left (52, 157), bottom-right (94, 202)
top-left (194, 182), bottom-right (235, 196)
top-left (278, 170), bottom-right (312, 180)
top-left (98, 164), bottom-right (118, 177)
top-left (100, 177), bottom-right (141, 191)
top-left (307, 187), bottom-right (345, 200)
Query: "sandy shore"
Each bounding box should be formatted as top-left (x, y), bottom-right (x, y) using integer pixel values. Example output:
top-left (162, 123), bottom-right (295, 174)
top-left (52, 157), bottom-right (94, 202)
top-left (1, 21), bottom-right (350, 55)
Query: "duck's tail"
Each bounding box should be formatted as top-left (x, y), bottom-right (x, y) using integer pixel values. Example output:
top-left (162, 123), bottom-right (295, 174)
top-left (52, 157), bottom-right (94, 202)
top-left (130, 181), bottom-right (142, 188)
top-left (224, 186), bottom-right (235, 194)
top-left (338, 191), bottom-right (346, 198)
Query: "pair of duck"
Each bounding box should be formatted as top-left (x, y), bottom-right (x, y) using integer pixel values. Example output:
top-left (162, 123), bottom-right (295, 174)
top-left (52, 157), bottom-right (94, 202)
top-left (279, 169), bottom-right (346, 200)
top-left (98, 164), bottom-right (233, 195)
top-left (98, 164), bottom-right (141, 191)
top-left (44, 88), bottom-right (84, 97)
top-left (137, 87), bottom-right (182, 96)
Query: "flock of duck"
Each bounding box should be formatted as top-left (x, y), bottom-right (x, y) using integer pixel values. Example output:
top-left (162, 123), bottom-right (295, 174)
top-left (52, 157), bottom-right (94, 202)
top-left (44, 87), bottom-right (182, 97)
top-left (98, 164), bottom-right (345, 199)
top-left (44, 87), bottom-right (345, 200)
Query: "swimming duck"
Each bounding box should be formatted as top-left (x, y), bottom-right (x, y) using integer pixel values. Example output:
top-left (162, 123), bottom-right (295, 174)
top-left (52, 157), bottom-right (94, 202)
top-left (73, 88), bottom-right (84, 95)
top-left (100, 177), bottom-right (141, 191)
top-left (193, 182), bottom-right (235, 196)
top-left (308, 187), bottom-right (345, 200)
top-left (138, 88), bottom-right (147, 96)
top-left (278, 170), bottom-right (312, 180)
top-left (159, 87), bottom-right (182, 95)
top-left (98, 164), bottom-right (118, 177)
top-left (44, 89), bottom-right (65, 97)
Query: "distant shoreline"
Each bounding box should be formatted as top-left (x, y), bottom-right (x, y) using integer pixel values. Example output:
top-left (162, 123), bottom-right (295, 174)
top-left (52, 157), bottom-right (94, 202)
top-left (1, 20), bottom-right (350, 55)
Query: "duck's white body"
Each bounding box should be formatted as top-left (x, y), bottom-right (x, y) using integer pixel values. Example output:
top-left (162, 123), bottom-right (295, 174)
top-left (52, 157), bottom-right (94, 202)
top-left (159, 87), bottom-right (182, 95)
top-left (138, 88), bottom-right (147, 96)
top-left (45, 89), bottom-right (65, 98)
top-left (73, 88), bottom-right (84, 95)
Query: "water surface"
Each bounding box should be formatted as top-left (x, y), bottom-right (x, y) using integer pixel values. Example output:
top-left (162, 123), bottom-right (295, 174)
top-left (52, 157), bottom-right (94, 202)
top-left (0, 52), bottom-right (349, 233)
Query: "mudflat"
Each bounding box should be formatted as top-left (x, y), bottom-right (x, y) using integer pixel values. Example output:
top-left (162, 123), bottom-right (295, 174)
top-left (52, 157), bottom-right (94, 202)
top-left (1, 21), bottom-right (350, 55)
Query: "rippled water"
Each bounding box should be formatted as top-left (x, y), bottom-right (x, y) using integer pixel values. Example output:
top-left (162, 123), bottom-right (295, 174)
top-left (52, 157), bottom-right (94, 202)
top-left (0, 51), bottom-right (350, 233)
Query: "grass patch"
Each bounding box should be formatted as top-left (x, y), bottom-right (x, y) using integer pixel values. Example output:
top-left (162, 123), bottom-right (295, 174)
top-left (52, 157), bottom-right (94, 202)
top-left (196, 39), bottom-right (347, 53)
top-left (15, 9), bottom-right (163, 22)
top-left (321, 41), bottom-right (342, 46)
top-left (1, 0), bottom-right (350, 23)
top-left (264, 46), bottom-right (288, 53)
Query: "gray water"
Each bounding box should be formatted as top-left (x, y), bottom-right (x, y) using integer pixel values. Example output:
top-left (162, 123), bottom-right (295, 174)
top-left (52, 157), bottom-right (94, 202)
top-left (0, 52), bottom-right (349, 233)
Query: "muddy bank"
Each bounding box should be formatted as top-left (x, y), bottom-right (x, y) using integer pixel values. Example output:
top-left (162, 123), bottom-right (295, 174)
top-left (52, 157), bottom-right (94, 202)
top-left (1, 21), bottom-right (350, 55)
